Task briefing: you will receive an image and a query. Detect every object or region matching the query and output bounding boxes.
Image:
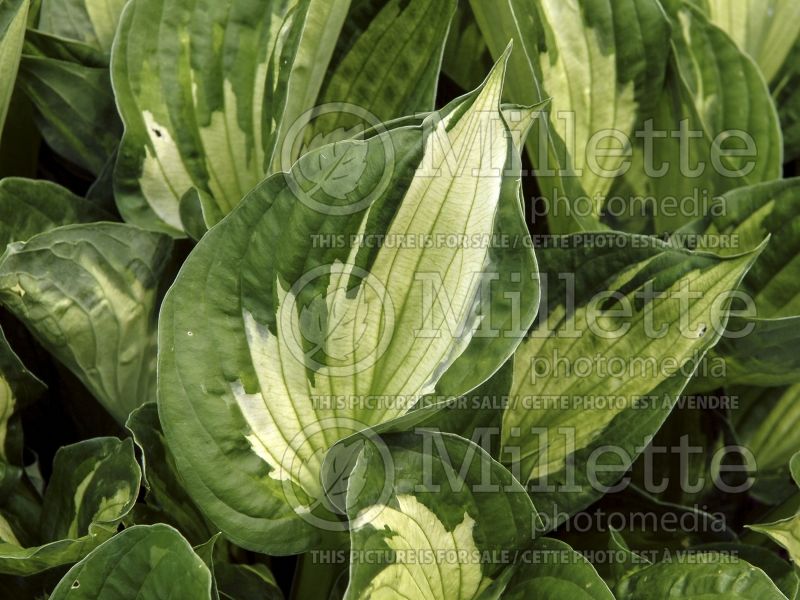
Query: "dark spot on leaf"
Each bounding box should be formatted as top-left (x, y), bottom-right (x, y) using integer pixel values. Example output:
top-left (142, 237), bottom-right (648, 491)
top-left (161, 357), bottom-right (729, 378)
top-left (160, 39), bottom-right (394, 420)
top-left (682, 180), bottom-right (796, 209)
top-left (152, 128), bottom-right (162, 138)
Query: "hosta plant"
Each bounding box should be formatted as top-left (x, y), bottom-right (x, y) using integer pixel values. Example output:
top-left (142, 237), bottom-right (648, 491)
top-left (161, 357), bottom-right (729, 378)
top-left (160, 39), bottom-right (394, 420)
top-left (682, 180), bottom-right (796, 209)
top-left (0, 0), bottom-right (800, 598)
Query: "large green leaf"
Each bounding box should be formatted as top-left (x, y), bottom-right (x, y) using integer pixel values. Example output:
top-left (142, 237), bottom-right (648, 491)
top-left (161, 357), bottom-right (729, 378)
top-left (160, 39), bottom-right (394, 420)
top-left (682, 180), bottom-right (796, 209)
top-left (17, 52), bottom-right (121, 175)
top-left (0, 0), bottom-right (29, 139)
top-left (309, 0), bottom-right (456, 147)
top-left (0, 437), bottom-right (141, 576)
top-left (502, 232), bottom-right (761, 525)
top-left (610, 2), bottom-right (782, 234)
top-left (38, 0), bottom-right (127, 55)
top-left (470, 0), bottom-right (672, 233)
top-left (49, 524), bottom-right (213, 599)
top-left (111, 0), bottom-right (351, 236)
top-left (667, 2), bottom-right (782, 187)
top-left (615, 553), bottom-right (788, 599)
top-left (344, 431), bottom-right (536, 600)
top-left (699, 0), bottom-right (800, 84)
top-left (158, 54), bottom-right (541, 554)
top-left (0, 223), bottom-right (172, 423)
top-left (0, 178), bottom-right (107, 249)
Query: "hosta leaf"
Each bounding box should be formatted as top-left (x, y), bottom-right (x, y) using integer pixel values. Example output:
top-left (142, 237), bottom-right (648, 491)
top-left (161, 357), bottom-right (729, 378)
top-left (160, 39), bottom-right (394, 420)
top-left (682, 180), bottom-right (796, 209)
top-left (775, 42), bottom-right (800, 163)
top-left (501, 538), bottom-right (614, 600)
top-left (0, 437), bottom-right (140, 576)
top-left (37, 0), bottom-right (126, 55)
top-left (441, 2), bottom-right (492, 93)
top-left (677, 178), bottom-right (800, 387)
top-left (17, 30), bottom-right (119, 176)
top-left (309, 0), bottom-right (456, 146)
top-left (749, 518), bottom-right (800, 568)
top-left (732, 385), bottom-right (800, 504)
top-left (586, 485), bottom-right (735, 553)
top-left (0, 223), bottom-right (172, 423)
top-left (0, 178), bottom-right (107, 248)
top-left (697, 543), bottom-right (800, 600)
top-left (470, 0), bottom-right (672, 233)
top-left (112, 0), bottom-right (350, 236)
top-left (215, 563), bottom-right (284, 600)
top-left (0, 0), bottom-right (29, 138)
top-left (606, 529), bottom-right (650, 587)
top-left (747, 452), bottom-right (800, 567)
top-left (678, 178), bottom-right (800, 317)
top-left (502, 232), bottom-right (761, 525)
top-left (17, 53), bottom-right (121, 175)
top-left (344, 431), bottom-right (536, 600)
top-left (666, 3), bottom-right (782, 188)
top-left (0, 325), bottom-right (45, 497)
top-left (699, 0), bottom-right (800, 84)
top-left (1, 178), bottom-right (110, 246)
top-left (610, 2), bottom-right (782, 234)
top-left (49, 524), bottom-right (213, 599)
top-left (126, 403), bottom-right (213, 545)
top-left (193, 533), bottom-right (284, 600)
top-left (158, 54), bottom-right (540, 554)
top-left (695, 315), bottom-right (800, 389)
top-left (22, 28), bottom-right (107, 66)
top-left (615, 553), bottom-right (788, 599)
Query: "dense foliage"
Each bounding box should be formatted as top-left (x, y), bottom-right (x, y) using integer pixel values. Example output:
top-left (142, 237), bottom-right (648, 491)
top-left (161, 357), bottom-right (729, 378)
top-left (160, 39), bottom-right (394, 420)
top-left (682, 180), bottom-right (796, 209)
top-left (1, 0), bottom-right (800, 597)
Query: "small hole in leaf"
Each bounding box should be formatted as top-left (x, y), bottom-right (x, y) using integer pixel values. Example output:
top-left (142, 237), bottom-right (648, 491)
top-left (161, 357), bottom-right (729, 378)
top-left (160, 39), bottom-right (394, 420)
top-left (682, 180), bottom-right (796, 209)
top-left (698, 325), bottom-right (707, 337)
top-left (71, 580), bottom-right (80, 589)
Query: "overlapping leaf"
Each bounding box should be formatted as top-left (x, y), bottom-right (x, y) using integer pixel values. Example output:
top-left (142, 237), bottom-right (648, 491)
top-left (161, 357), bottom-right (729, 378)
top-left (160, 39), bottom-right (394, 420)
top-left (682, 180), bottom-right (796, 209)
top-left (0, 437), bottom-right (140, 576)
top-left (344, 431), bottom-right (536, 600)
top-left (0, 223), bottom-right (172, 423)
top-left (471, 0), bottom-right (672, 232)
top-left (49, 524), bottom-right (213, 599)
top-left (158, 55), bottom-right (541, 553)
top-left (699, 0), bottom-right (800, 84)
top-left (0, 326), bottom-right (45, 499)
top-left (611, 2), bottom-right (782, 234)
top-left (126, 403), bottom-right (213, 545)
top-left (111, 0), bottom-right (352, 235)
top-left (678, 178), bottom-right (800, 388)
top-left (310, 0), bottom-right (456, 146)
top-left (615, 553), bottom-right (788, 599)
top-left (502, 232), bottom-right (761, 524)
top-left (0, 178), bottom-right (106, 248)
top-left (0, 0), bottom-right (29, 139)
top-left (731, 386), bottom-right (800, 504)
top-left (17, 50), bottom-right (120, 176)
top-left (38, 0), bottom-right (127, 55)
